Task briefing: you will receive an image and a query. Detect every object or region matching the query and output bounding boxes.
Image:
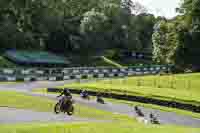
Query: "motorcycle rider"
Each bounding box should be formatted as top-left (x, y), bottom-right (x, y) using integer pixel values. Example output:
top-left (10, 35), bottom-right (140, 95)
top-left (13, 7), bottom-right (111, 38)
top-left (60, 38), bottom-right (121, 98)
top-left (134, 106), bottom-right (144, 117)
top-left (57, 88), bottom-right (72, 111)
top-left (150, 113), bottom-right (159, 124)
top-left (80, 90), bottom-right (89, 97)
top-left (134, 106), bottom-right (139, 111)
top-left (96, 92), bottom-right (104, 103)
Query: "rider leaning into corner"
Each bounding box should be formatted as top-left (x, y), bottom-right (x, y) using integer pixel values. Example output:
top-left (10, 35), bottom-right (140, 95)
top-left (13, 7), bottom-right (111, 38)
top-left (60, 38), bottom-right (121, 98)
top-left (96, 91), bottom-right (105, 103)
top-left (80, 89), bottom-right (89, 97)
top-left (57, 88), bottom-right (73, 109)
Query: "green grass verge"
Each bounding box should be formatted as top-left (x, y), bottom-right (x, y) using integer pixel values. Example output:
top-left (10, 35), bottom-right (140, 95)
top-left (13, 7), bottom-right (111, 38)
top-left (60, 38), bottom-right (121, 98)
top-left (0, 91), bottom-right (53, 112)
top-left (0, 91), bottom-right (131, 120)
top-left (1, 121), bottom-right (200, 133)
top-left (60, 73), bottom-right (200, 106)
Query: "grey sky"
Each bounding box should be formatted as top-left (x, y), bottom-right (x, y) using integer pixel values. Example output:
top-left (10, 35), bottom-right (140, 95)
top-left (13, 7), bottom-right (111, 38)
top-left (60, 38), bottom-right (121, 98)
top-left (133, 0), bottom-right (182, 18)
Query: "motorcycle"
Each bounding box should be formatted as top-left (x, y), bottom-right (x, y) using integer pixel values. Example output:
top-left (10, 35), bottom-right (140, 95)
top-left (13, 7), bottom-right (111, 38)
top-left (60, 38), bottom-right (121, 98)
top-left (96, 96), bottom-right (105, 104)
top-left (80, 92), bottom-right (90, 100)
top-left (134, 106), bottom-right (145, 117)
top-left (150, 114), bottom-right (160, 124)
top-left (54, 96), bottom-right (74, 116)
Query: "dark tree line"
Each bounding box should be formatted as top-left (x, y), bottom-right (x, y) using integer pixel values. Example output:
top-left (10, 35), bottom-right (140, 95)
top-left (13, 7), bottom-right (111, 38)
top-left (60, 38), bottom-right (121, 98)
top-left (4, 0), bottom-right (200, 71)
top-left (0, 0), bottom-right (156, 55)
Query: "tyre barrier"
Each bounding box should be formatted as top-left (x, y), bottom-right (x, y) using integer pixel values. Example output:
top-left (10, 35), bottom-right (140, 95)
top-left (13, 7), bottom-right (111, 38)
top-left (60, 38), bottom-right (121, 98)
top-left (0, 71), bottom-right (161, 82)
top-left (47, 88), bottom-right (200, 113)
top-left (0, 65), bottom-right (172, 76)
top-left (0, 65), bottom-right (172, 82)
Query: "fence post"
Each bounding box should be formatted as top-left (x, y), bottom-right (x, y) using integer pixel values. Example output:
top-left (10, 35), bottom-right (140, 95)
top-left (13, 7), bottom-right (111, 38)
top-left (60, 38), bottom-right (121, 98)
top-left (137, 78), bottom-right (141, 87)
top-left (175, 78), bottom-right (177, 89)
top-left (120, 79), bottom-right (122, 85)
top-left (123, 79), bottom-right (126, 84)
top-left (170, 76), bottom-right (174, 89)
top-left (187, 80), bottom-right (191, 90)
top-left (110, 79), bottom-right (113, 85)
top-left (172, 78), bottom-right (176, 89)
top-left (157, 75), bottom-right (161, 88)
top-left (154, 78), bottom-right (157, 88)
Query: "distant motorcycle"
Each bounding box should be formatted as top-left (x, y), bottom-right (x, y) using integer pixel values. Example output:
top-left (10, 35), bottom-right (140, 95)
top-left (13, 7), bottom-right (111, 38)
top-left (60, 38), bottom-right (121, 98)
top-left (80, 91), bottom-right (90, 100)
top-left (96, 96), bottom-right (105, 104)
top-left (134, 106), bottom-right (145, 117)
top-left (150, 113), bottom-right (160, 124)
top-left (54, 96), bottom-right (74, 116)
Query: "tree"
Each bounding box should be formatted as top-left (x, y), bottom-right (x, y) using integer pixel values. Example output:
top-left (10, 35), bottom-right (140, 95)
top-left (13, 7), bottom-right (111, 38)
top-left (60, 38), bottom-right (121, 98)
top-left (80, 9), bottom-right (109, 51)
top-left (178, 0), bottom-right (200, 69)
top-left (133, 13), bottom-right (156, 50)
top-left (0, 0), bottom-right (156, 58)
top-left (152, 20), bottom-right (168, 63)
top-left (151, 0), bottom-right (200, 70)
top-left (80, 9), bottom-right (108, 34)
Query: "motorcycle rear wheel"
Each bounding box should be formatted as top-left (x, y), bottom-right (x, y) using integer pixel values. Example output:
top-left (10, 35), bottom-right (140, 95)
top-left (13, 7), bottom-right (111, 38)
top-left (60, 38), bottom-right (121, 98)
top-left (67, 105), bottom-right (74, 116)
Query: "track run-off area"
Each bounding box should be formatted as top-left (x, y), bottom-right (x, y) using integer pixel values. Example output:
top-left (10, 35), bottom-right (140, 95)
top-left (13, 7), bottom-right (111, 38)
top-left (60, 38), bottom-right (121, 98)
top-left (0, 80), bottom-right (199, 128)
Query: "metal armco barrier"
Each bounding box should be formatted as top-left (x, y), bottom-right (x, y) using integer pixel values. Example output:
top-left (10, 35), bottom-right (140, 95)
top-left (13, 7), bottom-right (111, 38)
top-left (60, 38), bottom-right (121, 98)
top-left (0, 65), bottom-right (173, 82)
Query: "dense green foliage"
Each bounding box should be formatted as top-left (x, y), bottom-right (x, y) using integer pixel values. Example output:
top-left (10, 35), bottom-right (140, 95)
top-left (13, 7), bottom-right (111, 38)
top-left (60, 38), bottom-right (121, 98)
top-left (0, 0), bottom-right (156, 56)
top-left (1, 0), bottom-right (200, 70)
top-left (152, 0), bottom-right (200, 71)
top-left (0, 56), bottom-right (15, 67)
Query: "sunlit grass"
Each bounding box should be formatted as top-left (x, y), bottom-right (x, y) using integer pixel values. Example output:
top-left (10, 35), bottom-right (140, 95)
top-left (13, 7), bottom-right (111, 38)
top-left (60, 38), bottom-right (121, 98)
top-left (61, 73), bottom-right (200, 105)
top-left (0, 121), bottom-right (200, 133)
top-left (0, 91), bottom-right (132, 120)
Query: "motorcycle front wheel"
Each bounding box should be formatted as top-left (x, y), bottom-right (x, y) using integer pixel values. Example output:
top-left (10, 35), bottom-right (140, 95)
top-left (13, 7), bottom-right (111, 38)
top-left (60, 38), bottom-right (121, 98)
top-left (54, 103), bottom-right (61, 114)
top-left (97, 98), bottom-right (105, 104)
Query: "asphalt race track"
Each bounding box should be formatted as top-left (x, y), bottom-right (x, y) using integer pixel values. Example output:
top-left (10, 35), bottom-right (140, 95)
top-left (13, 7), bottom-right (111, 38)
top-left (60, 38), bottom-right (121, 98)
top-left (0, 107), bottom-right (94, 124)
top-left (0, 81), bottom-right (200, 128)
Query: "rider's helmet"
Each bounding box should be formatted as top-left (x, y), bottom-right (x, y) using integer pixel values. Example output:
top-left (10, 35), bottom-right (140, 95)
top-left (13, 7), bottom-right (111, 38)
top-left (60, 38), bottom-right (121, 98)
top-left (63, 88), bottom-right (71, 95)
top-left (134, 106), bottom-right (139, 111)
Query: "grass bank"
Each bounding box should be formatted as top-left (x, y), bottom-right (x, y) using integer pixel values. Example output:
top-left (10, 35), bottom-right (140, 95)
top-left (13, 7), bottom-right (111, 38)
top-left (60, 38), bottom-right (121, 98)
top-left (1, 121), bottom-right (200, 133)
top-left (0, 91), bottom-right (131, 120)
top-left (60, 73), bottom-right (200, 106)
